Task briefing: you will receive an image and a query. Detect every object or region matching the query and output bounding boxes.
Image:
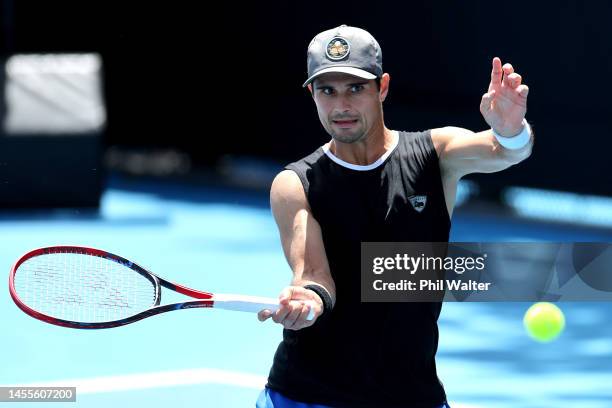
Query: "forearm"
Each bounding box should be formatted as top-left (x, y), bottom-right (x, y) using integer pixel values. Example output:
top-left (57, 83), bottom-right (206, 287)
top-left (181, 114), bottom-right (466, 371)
top-left (435, 123), bottom-right (534, 179)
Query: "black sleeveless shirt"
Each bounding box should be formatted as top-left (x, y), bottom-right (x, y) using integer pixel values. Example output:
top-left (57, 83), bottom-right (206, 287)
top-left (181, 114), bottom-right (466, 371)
top-left (267, 130), bottom-right (451, 408)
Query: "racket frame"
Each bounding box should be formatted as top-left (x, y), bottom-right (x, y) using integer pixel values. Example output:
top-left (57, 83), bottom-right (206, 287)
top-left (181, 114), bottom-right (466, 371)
top-left (9, 246), bottom-right (219, 329)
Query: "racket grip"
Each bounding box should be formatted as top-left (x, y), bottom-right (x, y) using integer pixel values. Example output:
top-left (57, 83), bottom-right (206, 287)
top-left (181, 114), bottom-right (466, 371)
top-left (213, 294), bottom-right (316, 321)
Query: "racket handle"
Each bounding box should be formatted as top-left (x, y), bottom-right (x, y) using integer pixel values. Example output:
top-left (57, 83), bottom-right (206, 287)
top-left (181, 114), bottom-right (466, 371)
top-left (212, 294), bottom-right (316, 321)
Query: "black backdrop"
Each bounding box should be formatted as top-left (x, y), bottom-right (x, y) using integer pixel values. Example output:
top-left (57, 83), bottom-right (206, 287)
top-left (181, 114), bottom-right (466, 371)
top-left (2, 0), bottom-right (611, 196)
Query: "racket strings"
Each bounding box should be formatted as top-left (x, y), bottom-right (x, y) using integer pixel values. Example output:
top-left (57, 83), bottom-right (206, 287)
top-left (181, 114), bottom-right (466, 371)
top-left (14, 250), bottom-right (157, 323)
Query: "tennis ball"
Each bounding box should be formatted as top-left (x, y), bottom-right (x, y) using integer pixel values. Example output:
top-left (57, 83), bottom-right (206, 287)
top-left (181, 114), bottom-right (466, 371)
top-left (523, 302), bottom-right (565, 342)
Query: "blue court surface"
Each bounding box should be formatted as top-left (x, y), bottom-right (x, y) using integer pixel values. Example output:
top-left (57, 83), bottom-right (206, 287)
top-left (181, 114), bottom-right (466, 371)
top-left (2, 178), bottom-right (612, 408)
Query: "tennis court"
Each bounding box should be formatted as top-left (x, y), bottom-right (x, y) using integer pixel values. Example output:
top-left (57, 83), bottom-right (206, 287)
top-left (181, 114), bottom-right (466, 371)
top-left (2, 176), bottom-right (612, 407)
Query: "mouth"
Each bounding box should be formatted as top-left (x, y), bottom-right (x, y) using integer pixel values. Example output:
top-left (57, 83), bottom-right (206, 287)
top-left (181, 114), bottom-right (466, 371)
top-left (332, 119), bottom-right (359, 128)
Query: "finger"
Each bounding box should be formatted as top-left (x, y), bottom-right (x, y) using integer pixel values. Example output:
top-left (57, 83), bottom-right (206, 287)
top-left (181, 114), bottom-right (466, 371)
top-left (488, 57), bottom-right (502, 93)
top-left (279, 287), bottom-right (294, 305)
top-left (480, 90), bottom-right (495, 115)
top-left (507, 73), bottom-right (522, 88)
top-left (502, 63), bottom-right (514, 88)
top-left (301, 302), bottom-right (313, 324)
top-left (296, 302), bottom-right (314, 327)
top-left (272, 303), bottom-right (291, 324)
top-left (282, 303), bottom-right (304, 329)
top-left (287, 303), bottom-right (314, 330)
top-left (516, 84), bottom-right (529, 98)
top-left (257, 309), bottom-right (272, 322)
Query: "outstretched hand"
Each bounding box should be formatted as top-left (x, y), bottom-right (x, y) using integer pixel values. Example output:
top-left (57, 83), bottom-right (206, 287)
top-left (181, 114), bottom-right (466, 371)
top-left (257, 286), bottom-right (322, 330)
top-left (480, 57), bottom-right (529, 137)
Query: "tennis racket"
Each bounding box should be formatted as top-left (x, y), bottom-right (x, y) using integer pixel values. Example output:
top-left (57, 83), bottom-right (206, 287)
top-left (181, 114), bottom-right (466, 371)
top-left (9, 245), bottom-right (315, 329)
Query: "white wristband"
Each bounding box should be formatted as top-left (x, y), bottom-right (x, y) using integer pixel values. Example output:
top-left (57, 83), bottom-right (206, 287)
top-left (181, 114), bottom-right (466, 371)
top-left (492, 119), bottom-right (532, 150)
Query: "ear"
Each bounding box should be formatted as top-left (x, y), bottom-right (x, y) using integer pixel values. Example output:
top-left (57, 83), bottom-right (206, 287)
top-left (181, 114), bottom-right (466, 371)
top-left (379, 73), bottom-right (390, 102)
top-left (307, 83), bottom-right (313, 95)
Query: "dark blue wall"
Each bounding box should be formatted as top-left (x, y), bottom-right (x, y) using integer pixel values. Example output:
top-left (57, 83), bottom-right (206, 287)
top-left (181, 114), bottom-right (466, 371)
top-left (2, 1), bottom-right (611, 196)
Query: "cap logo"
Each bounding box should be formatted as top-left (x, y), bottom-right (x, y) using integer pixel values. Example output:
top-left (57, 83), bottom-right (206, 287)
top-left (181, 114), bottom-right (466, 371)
top-left (326, 37), bottom-right (350, 60)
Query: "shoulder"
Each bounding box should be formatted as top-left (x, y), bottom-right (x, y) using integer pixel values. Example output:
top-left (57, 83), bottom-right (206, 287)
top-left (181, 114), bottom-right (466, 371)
top-left (397, 128), bottom-right (436, 145)
top-left (430, 126), bottom-right (472, 157)
top-left (286, 146), bottom-right (326, 170)
top-left (396, 128), bottom-right (439, 159)
top-left (269, 170), bottom-right (313, 231)
top-left (283, 145), bottom-right (331, 196)
top-left (270, 170), bottom-right (309, 210)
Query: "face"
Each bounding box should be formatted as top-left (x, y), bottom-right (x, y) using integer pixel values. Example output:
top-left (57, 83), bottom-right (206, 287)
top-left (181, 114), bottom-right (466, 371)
top-left (309, 73), bottom-right (389, 144)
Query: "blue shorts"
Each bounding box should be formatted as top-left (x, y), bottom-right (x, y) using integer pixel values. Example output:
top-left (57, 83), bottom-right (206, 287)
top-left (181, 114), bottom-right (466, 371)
top-left (256, 388), bottom-right (451, 408)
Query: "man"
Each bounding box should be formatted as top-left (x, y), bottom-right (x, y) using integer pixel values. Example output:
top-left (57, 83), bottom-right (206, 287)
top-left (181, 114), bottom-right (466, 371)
top-left (257, 25), bottom-right (533, 408)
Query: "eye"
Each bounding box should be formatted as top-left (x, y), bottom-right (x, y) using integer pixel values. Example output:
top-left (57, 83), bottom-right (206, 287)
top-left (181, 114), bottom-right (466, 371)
top-left (320, 87), bottom-right (334, 96)
top-left (350, 85), bottom-right (364, 93)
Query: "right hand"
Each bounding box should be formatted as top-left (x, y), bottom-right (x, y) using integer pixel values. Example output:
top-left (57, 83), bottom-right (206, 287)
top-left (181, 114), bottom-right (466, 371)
top-left (257, 286), bottom-right (323, 330)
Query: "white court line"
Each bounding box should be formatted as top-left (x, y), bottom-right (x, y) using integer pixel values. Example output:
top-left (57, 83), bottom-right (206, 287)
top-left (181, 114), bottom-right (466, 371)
top-left (2, 368), bottom-right (480, 407)
top-left (3, 368), bottom-right (266, 393)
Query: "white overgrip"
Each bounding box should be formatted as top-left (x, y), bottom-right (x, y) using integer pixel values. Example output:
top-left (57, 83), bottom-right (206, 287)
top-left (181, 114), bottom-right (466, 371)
top-left (212, 294), bottom-right (315, 321)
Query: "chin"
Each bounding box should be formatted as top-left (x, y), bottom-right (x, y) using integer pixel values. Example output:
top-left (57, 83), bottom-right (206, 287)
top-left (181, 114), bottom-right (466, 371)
top-left (332, 131), bottom-right (365, 144)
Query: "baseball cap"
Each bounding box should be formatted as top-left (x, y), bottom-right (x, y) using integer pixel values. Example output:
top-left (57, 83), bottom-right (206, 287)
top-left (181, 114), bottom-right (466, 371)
top-left (302, 25), bottom-right (383, 88)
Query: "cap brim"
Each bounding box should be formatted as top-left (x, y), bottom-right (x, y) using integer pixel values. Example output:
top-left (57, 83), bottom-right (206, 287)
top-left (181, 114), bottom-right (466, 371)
top-left (302, 67), bottom-right (377, 87)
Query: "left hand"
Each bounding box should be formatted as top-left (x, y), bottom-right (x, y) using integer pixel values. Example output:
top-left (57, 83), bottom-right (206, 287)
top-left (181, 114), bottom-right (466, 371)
top-left (480, 57), bottom-right (529, 136)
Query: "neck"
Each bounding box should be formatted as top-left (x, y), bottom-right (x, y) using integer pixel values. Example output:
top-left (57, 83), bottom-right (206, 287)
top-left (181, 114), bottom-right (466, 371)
top-left (328, 125), bottom-right (395, 166)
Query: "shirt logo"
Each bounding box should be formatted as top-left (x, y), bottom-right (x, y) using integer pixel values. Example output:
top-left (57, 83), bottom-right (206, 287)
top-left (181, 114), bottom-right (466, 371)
top-left (326, 37), bottom-right (350, 60)
top-left (409, 195), bottom-right (427, 213)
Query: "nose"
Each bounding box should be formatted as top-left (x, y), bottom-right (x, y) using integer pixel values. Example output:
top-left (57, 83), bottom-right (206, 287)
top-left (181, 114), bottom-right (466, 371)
top-left (334, 95), bottom-right (352, 113)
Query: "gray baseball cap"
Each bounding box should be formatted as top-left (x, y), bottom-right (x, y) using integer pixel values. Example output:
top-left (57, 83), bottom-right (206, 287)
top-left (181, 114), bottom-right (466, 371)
top-left (302, 25), bottom-right (383, 88)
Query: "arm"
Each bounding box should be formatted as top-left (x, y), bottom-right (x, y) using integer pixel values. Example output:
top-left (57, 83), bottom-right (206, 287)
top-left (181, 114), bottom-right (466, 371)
top-left (432, 125), bottom-right (533, 181)
top-left (258, 169), bottom-right (336, 330)
top-left (433, 57), bottom-right (534, 181)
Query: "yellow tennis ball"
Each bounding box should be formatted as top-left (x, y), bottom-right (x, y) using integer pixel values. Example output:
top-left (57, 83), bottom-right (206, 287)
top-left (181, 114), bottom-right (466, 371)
top-left (523, 302), bottom-right (565, 342)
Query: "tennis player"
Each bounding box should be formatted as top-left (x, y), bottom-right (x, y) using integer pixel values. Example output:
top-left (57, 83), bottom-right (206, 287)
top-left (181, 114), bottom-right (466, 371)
top-left (257, 25), bottom-right (533, 408)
